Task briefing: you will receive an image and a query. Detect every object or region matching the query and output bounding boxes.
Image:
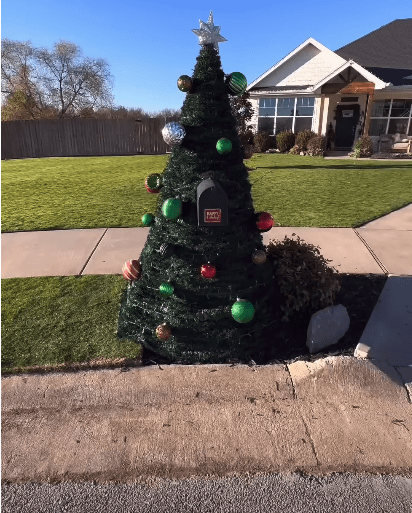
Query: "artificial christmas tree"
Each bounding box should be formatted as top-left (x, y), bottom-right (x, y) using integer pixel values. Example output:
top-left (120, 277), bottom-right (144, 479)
top-left (117, 11), bottom-right (283, 364)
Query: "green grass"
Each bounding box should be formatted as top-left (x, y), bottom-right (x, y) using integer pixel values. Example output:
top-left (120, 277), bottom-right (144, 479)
top-left (1, 275), bottom-right (141, 374)
top-left (2, 153), bottom-right (412, 375)
top-left (2, 153), bottom-right (412, 232)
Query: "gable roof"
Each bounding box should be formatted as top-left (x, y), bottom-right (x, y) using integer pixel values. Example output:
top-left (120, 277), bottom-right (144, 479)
top-left (247, 37), bottom-right (388, 93)
top-left (247, 38), bottom-right (344, 91)
top-left (311, 60), bottom-right (387, 91)
top-left (334, 19), bottom-right (412, 69)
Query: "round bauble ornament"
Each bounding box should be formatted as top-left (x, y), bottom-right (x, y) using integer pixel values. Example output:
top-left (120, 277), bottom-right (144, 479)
top-left (177, 75), bottom-right (193, 92)
top-left (226, 72), bottom-right (247, 96)
top-left (122, 260), bottom-right (141, 281)
top-left (200, 262), bottom-right (217, 279)
top-left (145, 173), bottom-right (162, 194)
top-left (256, 211), bottom-right (274, 232)
top-left (162, 122), bottom-right (186, 146)
top-left (162, 198), bottom-right (182, 220)
top-left (142, 213), bottom-right (155, 226)
top-left (231, 299), bottom-right (255, 323)
top-left (159, 282), bottom-right (174, 297)
top-left (216, 138), bottom-right (232, 154)
top-left (156, 323), bottom-right (172, 341)
top-left (252, 250), bottom-right (267, 264)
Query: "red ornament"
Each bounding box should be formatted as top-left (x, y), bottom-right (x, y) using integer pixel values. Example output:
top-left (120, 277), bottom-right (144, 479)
top-left (122, 260), bottom-right (141, 281)
top-left (256, 212), bottom-right (274, 232)
top-left (200, 262), bottom-right (217, 279)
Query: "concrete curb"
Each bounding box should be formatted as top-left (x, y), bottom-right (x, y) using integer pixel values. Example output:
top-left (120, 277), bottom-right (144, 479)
top-left (2, 356), bottom-right (411, 485)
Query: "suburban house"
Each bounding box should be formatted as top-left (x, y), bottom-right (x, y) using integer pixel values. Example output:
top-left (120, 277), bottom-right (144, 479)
top-left (246, 19), bottom-right (412, 153)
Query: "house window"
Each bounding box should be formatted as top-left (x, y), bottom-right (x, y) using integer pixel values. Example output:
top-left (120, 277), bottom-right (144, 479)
top-left (277, 98), bottom-right (295, 116)
top-left (295, 118), bottom-right (313, 132)
top-left (257, 117), bottom-right (274, 133)
top-left (259, 98), bottom-right (276, 116)
top-left (295, 97), bottom-right (315, 117)
top-left (258, 97), bottom-right (315, 135)
top-left (369, 99), bottom-right (412, 136)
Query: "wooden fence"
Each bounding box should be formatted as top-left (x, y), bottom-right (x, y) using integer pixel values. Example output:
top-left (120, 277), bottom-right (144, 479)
top-left (1, 117), bottom-right (181, 160)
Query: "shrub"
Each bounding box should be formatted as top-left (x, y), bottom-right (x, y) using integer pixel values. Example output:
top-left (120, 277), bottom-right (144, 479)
top-left (289, 144), bottom-right (301, 155)
top-left (253, 131), bottom-right (271, 152)
top-left (350, 135), bottom-right (373, 158)
top-left (239, 129), bottom-right (254, 146)
top-left (265, 234), bottom-right (342, 323)
top-left (307, 135), bottom-right (326, 157)
top-left (295, 130), bottom-right (316, 152)
top-left (276, 130), bottom-right (296, 153)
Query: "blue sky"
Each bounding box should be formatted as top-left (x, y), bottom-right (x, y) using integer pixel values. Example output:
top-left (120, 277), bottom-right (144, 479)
top-left (2, 0), bottom-right (410, 114)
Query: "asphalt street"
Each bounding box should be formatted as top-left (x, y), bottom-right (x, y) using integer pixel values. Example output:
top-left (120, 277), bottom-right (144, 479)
top-left (2, 472), bottom-right (412, 513)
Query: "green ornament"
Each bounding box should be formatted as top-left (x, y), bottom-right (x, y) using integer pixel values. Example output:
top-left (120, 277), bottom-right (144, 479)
top-left (231, 299), bottom-right (255, 323)
top-left (142, 213), bottom-right (155, 226)
top-left (216, 138), bottom-right (232, 154)
top-left (159, 283), bottom-right (174, 297)
top-left (177, 75), bottom-right (193, 92)
top-left (161, 198), bottom-right (182, 219)
top-left (145, 173), bottom-right (162, 193)
top-left (227, 72), bottom-right (247, 96)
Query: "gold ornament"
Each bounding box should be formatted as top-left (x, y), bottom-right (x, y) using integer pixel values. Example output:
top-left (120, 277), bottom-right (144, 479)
top-left (252, 250), bottom-right (267, 264)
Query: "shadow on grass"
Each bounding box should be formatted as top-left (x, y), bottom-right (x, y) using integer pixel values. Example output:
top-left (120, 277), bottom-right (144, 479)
top-left (251, 163), bottom-right (412, 171)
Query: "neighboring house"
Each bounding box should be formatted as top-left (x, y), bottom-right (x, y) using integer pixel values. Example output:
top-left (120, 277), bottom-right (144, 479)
top-left (246, 19), bottom-right (412, 152)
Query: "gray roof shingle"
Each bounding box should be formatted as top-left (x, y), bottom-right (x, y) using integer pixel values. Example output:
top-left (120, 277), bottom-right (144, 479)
top-left (334, 19), bottom-right (412, 69)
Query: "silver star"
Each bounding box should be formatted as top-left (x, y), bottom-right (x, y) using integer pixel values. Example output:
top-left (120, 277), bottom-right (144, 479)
top-left (191, 11), bottom-right (228, 51)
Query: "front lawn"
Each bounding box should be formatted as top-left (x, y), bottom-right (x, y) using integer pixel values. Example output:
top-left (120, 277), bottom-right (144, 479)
top-left (2, 154), bottom-right (411, 375)
top-left (2, 153), bottom-right (412, 233)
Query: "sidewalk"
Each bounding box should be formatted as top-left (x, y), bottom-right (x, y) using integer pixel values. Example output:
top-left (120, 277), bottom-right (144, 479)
top-left (1, 205), bottom-right (412, 484)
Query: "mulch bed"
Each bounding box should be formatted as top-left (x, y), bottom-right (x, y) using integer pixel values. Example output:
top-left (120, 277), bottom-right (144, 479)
top-left (138, 273), bottom-right (388, 368)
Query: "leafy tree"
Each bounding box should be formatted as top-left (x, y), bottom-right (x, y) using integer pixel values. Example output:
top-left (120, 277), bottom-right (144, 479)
top-left (1, 90), bottom-right (36, 121)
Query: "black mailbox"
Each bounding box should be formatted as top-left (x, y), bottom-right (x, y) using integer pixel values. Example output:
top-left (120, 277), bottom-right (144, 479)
top-left (197, 178), bottom-right (228, 226)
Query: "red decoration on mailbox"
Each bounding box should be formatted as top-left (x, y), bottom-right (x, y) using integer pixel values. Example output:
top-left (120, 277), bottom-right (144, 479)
top-left (204, 209), bottom-right (222, 223)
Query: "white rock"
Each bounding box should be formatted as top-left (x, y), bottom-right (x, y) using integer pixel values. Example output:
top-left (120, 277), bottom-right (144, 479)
top-left (306, 304), bottom-right (350, 353)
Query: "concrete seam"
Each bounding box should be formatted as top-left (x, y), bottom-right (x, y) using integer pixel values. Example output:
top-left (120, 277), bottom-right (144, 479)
top-left (285, 364), bottom-right (297, 400)
top-left (43, 384), bottom-right (50, 399)
top-left (285, 363), bottom-right (320, 466)
top-left (352, 228), bottom-right (389, 274)
top-left (301, 416), bottom-right (320, 466)
top-left (79, 229), bottom-right (109, 276)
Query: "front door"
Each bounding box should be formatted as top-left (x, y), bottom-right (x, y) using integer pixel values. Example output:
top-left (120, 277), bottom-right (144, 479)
top-left (334, 104), bottom-right (360, 148)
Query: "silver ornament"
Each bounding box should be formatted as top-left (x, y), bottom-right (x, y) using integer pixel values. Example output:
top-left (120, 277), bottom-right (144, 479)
top-left (162, 122), bottom-right (186, 146)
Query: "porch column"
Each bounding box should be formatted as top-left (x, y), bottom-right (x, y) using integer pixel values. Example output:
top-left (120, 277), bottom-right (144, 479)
top-left (363, 93), bottom-right (374, 136)
top-left (318, 95), bottom-right (329, 136)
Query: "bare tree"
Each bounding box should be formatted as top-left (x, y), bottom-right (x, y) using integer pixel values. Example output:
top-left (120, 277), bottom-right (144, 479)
top-left (1, 39), bottom-right (45, 118)
top-left (1, 38), bottom-right (115, 119)
top-left (33, 40), bottom-right (115, 118)
top-left (93, 106), bottom-right (181, 121)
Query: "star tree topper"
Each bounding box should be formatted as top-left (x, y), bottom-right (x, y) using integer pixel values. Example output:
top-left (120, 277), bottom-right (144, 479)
top-left (191, 11), bottom-right (228, 50)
